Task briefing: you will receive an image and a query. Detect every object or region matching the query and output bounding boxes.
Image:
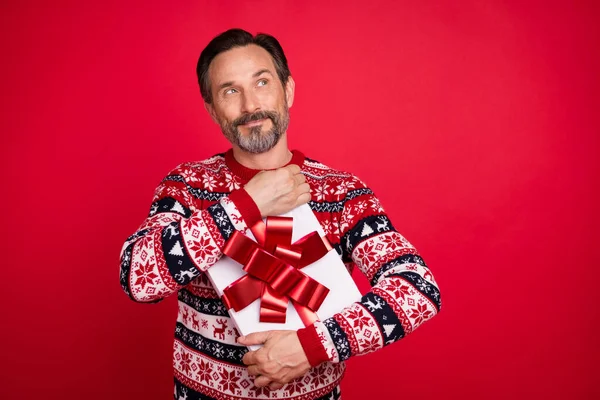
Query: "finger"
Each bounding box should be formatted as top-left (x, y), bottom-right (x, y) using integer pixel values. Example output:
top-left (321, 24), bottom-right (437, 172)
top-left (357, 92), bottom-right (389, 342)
top-left (295, 191), bottom-right (311, 207)
top-left (269, 382), bottom-right (284, 390)
top-left (296, 193), bottom-right (311, 206)
top-left (284, 164), bottom-right (301, 176)
top-left (295, 182), bottom-right (310, 194)
top-left (293, 173), bottom-right (306, 186)
top-left (254, 375), bottom-right (272, 388)
top-left (238, 331), bottom-right (271, 346)
top-left (247, 364), bottom-right (262, 376)
top-left (242, 351), bottom-right (258, 366)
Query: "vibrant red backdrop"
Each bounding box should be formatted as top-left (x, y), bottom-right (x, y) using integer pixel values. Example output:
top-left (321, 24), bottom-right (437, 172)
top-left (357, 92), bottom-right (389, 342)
top-left (1, 1), bottom-right (598, 399)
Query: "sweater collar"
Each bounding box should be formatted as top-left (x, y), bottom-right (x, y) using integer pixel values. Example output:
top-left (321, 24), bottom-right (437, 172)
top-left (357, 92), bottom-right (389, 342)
top-left (225, 148), bottom-right (305, 182)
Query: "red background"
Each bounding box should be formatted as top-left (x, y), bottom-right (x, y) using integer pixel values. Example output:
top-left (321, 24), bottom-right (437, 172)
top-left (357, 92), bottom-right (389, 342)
top-left (1, 1), bottom-right (598, 399)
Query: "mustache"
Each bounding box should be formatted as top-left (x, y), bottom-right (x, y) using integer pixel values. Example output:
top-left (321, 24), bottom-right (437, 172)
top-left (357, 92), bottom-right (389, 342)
top-left (233, 110), bottom-right (278, 127)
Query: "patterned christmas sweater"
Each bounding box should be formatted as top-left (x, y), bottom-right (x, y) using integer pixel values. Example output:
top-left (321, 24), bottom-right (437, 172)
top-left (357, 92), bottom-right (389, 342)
top-left (119, 149), bottom-right (442, 400)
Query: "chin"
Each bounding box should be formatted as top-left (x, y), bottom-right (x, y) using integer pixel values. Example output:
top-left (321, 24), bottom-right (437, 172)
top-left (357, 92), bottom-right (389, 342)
top-left (241, 125), bottom-right (269, 137)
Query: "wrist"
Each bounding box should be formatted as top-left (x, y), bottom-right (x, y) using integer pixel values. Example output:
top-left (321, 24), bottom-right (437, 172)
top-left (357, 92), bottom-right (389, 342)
top-left (242, 185), bottom-right (268, 217)
top-left (297, 325), bottom-right (330, 367)
top-left (229, 188), bottom-right (263, 228)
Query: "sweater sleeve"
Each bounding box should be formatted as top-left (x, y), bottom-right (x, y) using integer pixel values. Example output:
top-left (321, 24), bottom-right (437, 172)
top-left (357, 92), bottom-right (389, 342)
top-left (297, 175), bottom-right (442, 365)
top-left (119, 165), bottom-right (261, 303)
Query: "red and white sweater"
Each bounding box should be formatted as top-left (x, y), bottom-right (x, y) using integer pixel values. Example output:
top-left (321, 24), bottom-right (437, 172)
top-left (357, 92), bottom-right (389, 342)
top-left (119, 149), bottom-right (441, 400)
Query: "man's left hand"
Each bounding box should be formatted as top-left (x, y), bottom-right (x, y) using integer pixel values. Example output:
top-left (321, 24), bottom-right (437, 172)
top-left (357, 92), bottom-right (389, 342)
top-left (239, 330), bottom-right (311, 390)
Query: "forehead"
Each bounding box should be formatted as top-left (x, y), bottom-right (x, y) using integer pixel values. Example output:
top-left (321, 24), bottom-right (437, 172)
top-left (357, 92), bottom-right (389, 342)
top-left (208, 44), bottom-right (277, 86)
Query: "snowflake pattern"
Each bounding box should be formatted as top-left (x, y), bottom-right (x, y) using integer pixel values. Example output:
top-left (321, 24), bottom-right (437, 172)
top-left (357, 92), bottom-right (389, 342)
top-left (409, 303), bottom-right (434, 326)
top-left (202, 172), bottom-right (218, 191)
top-left (381, 234), bottom-right (407, 251)
top-left (179, 167), bottom-right (201, 183)
top-left (313, 183), bottom-right (332, 201)
top-left (354, 241), bottom-right (377, 266)
top-left (311, 370), bottom-right (328, 388)
top-left (249, 384), bottom-right (271, 398)
top-left (347, 307), bottom-right (372, 331)
top-left (196, 359), bottom-right (213, 383)
top-left (213, 210), bottom-right (228, 227)
top-left (339, 210), bottom-right (355, 235)
top-left (219, 369), bottom-right (241, 394)
top-left (188, 236), bottom-right (217, 260)
top-left (359, 334), bottom-right (380, 353)
top-left (383, 279), bottom-right (413, 302)
top-left (221, 171), bottom-right (240, 191)
top-left (333, 180), bottom-right (351, 199)
top-left (181, 215), bottom-right (202, 233)
top-left (212, 343), bottom-right (224, 358)
top-left (320, 219), bottom-right (333, 236)
top-left (166, 186), bottom-right (180, 198)
top-left (179, 350), bottom-right (193, 375)
top-left (286, 379), bottom-right (305, 396)
top-left (415, 277), bottom-right (431, 293)
top-left (133, 260), bottom-right (158, 289)
top-left (369, 197), bottom-right (385, 213)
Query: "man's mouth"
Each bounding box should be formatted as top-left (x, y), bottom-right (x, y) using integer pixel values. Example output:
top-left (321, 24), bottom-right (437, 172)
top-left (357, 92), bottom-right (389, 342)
top-left (241, 118), bottom-right (267, 127)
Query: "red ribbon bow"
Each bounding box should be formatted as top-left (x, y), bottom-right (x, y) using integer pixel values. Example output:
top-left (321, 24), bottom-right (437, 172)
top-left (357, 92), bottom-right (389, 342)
top-left (221, 216), bottom-right (332, 326)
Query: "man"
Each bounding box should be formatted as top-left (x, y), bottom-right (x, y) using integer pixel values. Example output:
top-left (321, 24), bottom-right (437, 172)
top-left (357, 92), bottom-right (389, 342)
top-left (120, 29), bottom-right (441, 400)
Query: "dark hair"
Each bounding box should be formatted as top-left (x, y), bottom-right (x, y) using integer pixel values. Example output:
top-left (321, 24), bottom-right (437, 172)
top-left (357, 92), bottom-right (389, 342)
top-left (196, 29), bottom-right (291, 104)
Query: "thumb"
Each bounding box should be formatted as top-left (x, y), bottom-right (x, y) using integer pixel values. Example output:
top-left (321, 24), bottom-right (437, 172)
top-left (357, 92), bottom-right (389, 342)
top-left (237, 330), bottom-right (272, 346)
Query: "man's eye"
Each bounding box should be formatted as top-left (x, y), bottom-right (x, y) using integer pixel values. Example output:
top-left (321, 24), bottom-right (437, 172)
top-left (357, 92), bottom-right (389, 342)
top-left (225, 88), bottom-right (237, 95)
top-left (257, 79), bottom-right (267, 87)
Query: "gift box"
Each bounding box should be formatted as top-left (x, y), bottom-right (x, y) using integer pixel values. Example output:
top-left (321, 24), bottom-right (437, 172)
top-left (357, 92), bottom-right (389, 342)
top-left (205, 204), bottom-right (362, 350)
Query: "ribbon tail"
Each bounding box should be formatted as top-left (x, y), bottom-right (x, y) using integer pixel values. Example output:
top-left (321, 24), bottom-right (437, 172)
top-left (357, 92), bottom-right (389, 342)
top-left (293, 302), bottom-right (318, 326)
top-left (259, 285), bottom-right (289, 323)
top-left (249, 221), bottom-right (267, 248)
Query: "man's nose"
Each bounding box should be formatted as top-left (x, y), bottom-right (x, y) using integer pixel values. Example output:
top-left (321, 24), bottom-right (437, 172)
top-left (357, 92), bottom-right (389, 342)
top-left (241, 91), bottom-right (260, 113)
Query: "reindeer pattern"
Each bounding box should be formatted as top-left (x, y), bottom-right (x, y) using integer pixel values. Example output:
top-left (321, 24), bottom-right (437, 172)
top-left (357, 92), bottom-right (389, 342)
top-left (191, 313), bottom-right (200, 330)
top-left (175, 386), bottom-right (188, 400)
top-left (212, 318), bottom-right (228, 340)
top-left (179, 302), bottom-right (240, 344)
top-left (174, 267), bottom-right (197, 283)
top-left (375, 217), bottom-right (389, 232)
top-left (163, 224), bottom-right (179, 239)
top-left (364, 297), bottom-right (384, 312)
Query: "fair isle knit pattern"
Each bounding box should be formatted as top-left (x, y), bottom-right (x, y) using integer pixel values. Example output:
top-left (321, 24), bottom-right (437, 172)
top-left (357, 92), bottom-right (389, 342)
top-left (119, 149), bottom-right (441, 400)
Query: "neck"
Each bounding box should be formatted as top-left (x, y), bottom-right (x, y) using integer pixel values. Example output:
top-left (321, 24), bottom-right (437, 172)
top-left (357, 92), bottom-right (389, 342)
top-left (231, 133), bottom-right (292, 170)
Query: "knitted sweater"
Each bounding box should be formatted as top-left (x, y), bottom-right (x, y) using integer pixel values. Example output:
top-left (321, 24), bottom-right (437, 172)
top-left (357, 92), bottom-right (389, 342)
top-left (119, 149), bottom-right (441, 400)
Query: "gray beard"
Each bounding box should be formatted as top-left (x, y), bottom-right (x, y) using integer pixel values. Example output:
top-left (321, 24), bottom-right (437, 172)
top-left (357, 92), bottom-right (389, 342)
top-left (220, 107), bottom-right (289, 154)
top-left (236, 125), bottom-right (282, 154)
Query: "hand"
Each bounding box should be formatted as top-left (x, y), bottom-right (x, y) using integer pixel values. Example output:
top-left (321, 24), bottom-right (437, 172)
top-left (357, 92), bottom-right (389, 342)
top-left (244, 165), bottom-right (311, 217)
top-left (239, 330), bottom-right (311, 390)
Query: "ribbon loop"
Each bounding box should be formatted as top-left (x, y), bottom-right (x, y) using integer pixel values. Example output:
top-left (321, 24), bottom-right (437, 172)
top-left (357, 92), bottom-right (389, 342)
top-left (221, 216), bottom-right (331, 325)
top-left (222, 274), bottom-right (262, 312)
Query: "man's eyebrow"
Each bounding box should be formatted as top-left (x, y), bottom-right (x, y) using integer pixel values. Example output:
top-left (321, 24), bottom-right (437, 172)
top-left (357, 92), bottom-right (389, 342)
top-left (217, 81), bottom-right (235, 91)
top-left (253, 69), bottom-right (273, 78)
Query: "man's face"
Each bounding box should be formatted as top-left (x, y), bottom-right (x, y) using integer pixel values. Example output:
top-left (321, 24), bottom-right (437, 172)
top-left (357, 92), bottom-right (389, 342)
top-left (206, 44), bottom-right (294, 154)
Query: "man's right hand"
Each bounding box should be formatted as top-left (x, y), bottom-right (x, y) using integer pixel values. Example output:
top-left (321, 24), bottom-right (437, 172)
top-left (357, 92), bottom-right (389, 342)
top-left (244, 165), bottom-right (311, 217)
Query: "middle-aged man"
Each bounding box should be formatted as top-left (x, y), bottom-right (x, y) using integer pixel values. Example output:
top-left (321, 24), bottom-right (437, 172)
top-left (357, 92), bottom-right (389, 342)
top-left (120, 29), bottom-right (442, 400)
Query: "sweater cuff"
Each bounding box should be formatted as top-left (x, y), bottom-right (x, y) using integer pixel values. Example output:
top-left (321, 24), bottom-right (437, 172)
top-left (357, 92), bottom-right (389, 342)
top-left (297, 324), bottom-right (329, 367)
top-left (228, 189), bottom-right (262, 229)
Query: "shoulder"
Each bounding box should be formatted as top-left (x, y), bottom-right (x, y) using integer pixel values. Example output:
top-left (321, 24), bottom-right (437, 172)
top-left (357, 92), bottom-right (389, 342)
top-left (164, 152), bottom-right (228, 182)
top-left (301, 155), bottom-right (368, 190)
top-left (300, 154), bottom-right (372, 205)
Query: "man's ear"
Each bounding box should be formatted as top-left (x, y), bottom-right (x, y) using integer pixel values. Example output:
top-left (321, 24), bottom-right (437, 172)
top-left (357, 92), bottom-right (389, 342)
top-left (204, 102), bottom-right (218, 124)
top-left (285, 76), bottom-right (295, 108)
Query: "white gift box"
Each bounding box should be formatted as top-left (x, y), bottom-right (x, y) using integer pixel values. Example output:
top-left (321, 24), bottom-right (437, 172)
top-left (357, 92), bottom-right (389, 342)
top-left (205, 204), bottom-right (362, 350)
